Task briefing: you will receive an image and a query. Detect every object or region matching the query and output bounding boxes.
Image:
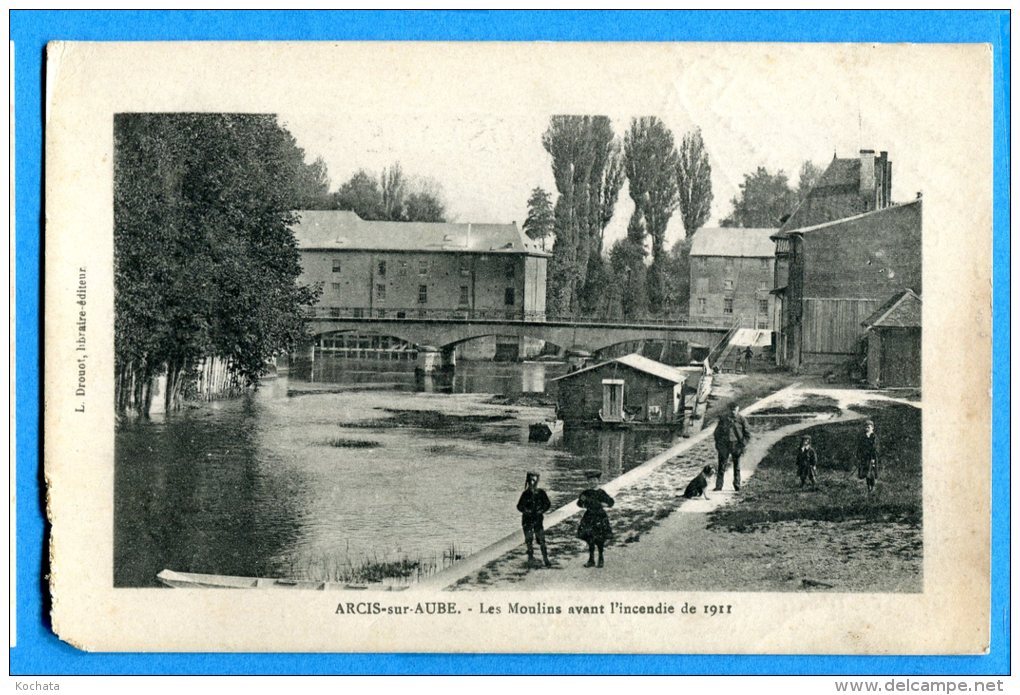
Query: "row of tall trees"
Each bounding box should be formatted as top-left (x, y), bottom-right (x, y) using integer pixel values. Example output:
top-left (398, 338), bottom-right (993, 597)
top-left (331, 164), bottom-right (448, 222)
top-left (114, 113), bottom-right (324, 416)
top-left (721, 161), bottom-right (822, 227)
top-left (527, 115), bottom-right (713, 318)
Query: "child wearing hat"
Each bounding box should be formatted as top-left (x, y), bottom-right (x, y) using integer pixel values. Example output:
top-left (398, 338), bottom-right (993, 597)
top-left (795, 435), bottom-right (818, 488)
top-left (516, 471), bottom-right (552, 567)
top-left (576, 470), bottom-right (615, 568)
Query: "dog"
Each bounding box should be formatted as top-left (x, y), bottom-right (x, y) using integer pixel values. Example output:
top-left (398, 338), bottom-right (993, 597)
top-left (683, 465), bottom-right (715, 500)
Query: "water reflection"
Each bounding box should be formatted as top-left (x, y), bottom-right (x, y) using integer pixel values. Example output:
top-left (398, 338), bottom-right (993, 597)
top-left (114, 357), bottom-right (680, 587)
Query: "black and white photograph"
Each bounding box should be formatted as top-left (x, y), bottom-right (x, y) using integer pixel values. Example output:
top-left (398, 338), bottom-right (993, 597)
top-left (44, 41), bottom-right (991, 653)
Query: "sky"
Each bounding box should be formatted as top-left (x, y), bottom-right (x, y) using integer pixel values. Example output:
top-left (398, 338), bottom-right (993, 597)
top-left (275, 42), bottom-right (979, 251)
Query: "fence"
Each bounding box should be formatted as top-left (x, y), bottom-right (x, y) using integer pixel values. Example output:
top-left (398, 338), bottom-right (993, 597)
top-left (304, 306), bottom-right (740, 328)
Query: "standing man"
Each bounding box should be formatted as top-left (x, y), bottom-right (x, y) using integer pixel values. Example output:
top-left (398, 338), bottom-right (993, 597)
top-left (742, 346), bottom-right (754, 373)
top-left (714, 401), bottom-right (751, 491)
top-left (516, 471), bottom-right (552, 567)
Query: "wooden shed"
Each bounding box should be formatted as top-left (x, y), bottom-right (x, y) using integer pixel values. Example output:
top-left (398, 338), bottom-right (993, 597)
top-left (861, 289), bottom-right (921, 388)
top-left (549, 353), bottom-right (689, 426)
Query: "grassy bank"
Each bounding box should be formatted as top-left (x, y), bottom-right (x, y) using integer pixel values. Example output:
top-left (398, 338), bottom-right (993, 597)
top-left (703, 401), bottom-right (922, 592)
top-left (709, 402), bottom-right (921, 531)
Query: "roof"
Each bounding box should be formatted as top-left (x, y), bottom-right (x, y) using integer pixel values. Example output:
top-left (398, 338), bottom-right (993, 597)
top-left (777, 157), bottom-right (864, 234)
top-left (862, 289), bottom-right (922, 329)
top-left (290, 210), bottom-right (548, 255)
top-left (549, 353), bottom-right (687, 384)
top-left (783, 199), bottom-right (921, 237)
top-left (815, 157), bottom-right (861, 188)
top-left (689, 227), bottom-right (778, 258)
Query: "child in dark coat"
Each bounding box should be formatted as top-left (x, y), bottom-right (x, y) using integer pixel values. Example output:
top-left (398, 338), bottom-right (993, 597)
top-left (576, 471), bottom-right (614, 568)
top-left (516, 471), bottom-right (552, 567)
top-left (856, 420), bottom-right (880, 494)
top-left (683, 465), bottom-right (714, 500)
top-left (796, 435), bottom-right (818, 488)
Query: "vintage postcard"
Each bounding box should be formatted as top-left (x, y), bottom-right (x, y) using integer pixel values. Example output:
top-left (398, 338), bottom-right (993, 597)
top-left (44, 41), bottom-right (992, 653)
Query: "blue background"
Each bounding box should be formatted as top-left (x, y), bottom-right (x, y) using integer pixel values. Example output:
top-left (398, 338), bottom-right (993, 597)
top-left (10, 10), bottom-right (1010, 675)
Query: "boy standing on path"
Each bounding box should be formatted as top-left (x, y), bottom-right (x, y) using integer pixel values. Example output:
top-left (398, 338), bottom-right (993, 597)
top-left (796, 435), bottom-right (818, 488)
top-left (516, 471), bottom-right (552, 567)
top-left (714, 402), bottom-right (751, 491)
top-left (856, 420), bottom-right (880, 495)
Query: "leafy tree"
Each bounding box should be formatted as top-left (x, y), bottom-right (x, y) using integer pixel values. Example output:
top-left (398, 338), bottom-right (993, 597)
top-left (114, 113), bottom-right (322, 416)
top-left (293, 156), bottom-right (333, 209)
top-left (522, 187), bottom-right (555, 250)
top-left (333, 169), bottom-right (385, 220)
top-left (380, 162), bottom-right (406, 221)
top-left (675, 128), bottom-right (713, 237)
top-left (403, 190), bottom-right (446, 222)
top-left (661, 237), bottom-right (693, 316)
top-left (624, 116), bottom-right (679, 313)
top-left (720, 167), bottom-right (799, 228)
top-left (608, 236), bottom-right (648, 319)
top-left (797, 160), bottom-right (823, 202)
top-left (542, 115), bottom-right (624, 317)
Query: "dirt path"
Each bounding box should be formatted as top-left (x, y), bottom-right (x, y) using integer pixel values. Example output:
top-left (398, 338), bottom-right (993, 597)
top-left (440, 387), bottom-right (920, 592)
top-left (460, 414), bottom-right (858, 591)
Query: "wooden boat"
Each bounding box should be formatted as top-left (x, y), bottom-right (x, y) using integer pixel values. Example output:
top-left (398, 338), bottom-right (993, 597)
top-left (156, 568), bottom-right (372, 591)
top-left (528, 419), bottom-right (563, 442)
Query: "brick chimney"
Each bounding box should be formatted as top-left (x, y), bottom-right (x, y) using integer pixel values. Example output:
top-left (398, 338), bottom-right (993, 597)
top-left (859, 149), bottom-right (876, 201)
top-left (877, 151), bottom-right (892, 208)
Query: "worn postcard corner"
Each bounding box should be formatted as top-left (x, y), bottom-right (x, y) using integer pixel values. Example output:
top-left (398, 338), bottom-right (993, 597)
top-left (42, 41), bottom-right (992, 654)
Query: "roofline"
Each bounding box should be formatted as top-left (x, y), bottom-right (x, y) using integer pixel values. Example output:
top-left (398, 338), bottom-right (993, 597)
top-left (548, 357), bottom-right (686, 384)
top-left (688, 251), bottom-right (776, 258)
top-left (297, 246), bottom-right (550, 257)
top-left (783, 199), bottom-right (921, 237)
top-left (861, 288), bottom-right (922, 329)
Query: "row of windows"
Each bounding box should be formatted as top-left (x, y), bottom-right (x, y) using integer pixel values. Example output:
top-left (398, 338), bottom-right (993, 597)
top-left (697, 257), bottom-right (770, 271)
top-left (695, 298), bottom-right (770, 315)
top-left (695, 278), bottom-right (772, 292)
top-left (331, 258), bottom-right (516, 280)
top-left (331, 283), bottom-right (517, 306)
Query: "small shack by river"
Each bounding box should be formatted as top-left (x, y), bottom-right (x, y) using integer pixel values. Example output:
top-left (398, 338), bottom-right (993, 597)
top-left (861, 289), bottom-right (922, 388)
top-left (550, 353), bottom-right (697, 427)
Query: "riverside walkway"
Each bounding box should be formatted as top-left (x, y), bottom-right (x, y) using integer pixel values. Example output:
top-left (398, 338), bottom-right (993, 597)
top-left (411, 383), bottom-right (804, 592)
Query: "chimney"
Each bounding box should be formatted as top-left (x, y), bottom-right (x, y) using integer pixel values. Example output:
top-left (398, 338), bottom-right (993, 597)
top-left (859, 149), bottom-right (876, 196)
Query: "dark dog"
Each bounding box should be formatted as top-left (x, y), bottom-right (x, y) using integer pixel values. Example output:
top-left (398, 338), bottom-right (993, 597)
top-left (683, 465), bottom-right (715, 500)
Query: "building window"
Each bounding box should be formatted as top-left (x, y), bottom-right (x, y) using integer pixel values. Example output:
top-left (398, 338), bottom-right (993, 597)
top-left (376, 309), bottom-right (386, 318)
top-left (377, 260), bottom-right (387, 277)
top-left (760, 258), bottom-right (769, 270)
top-left (505, 288), bottom-right (516, 306)
top-left (695, 277), bottom-right (708, 294)
top-left (418, 260), bottom-right (428, 275)
top-left (505, 263), bottom-right (515, 281)
top-left (418, 285), bottom-right (428, 304)
top-left (329, 307), bottom-right (341, 318)
top-left (725, 258), bottom-right (734, 274)
top-left (758, 299), bottom-right (769, 314)
top-left (759, 279), bottom-right (769, 290)
top-left (376, 283), bottom-right (386, 301)
top-left (353, 308), bottom-right (364, 318)
top-left (723, 298), bottom-right (734, 315)
top-left (697, 298), bottom-right (706, 314)
top-left (396, 311), bottom-right (406, 319)
top-left (460, 261), bottom-right (471, 277)
top-left (399, 261), bottom-right (408, 276)
top-left (459, 285), bottom-right (470, 306)
top-left (332, 259), bottom-right (342, 273)
top-left (331, 282), bottom-right (342, 293)
top-left (757, 319), bottom-right (769, 329)
top-left (698, 257), bottom-right (707, 269)
top-left (724, 279), bottom-right (734, 291)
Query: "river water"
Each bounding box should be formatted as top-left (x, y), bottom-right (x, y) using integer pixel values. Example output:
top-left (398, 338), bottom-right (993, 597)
top-left (114, 360), bottom-right (682, 587)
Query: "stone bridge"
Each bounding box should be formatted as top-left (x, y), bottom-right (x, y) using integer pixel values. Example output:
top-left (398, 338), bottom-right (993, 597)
top-left (304, 314), bottom-right (732, 357)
